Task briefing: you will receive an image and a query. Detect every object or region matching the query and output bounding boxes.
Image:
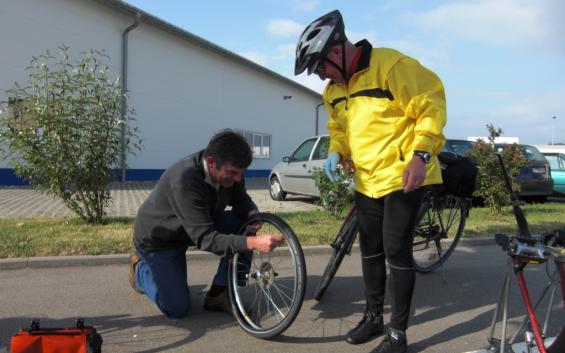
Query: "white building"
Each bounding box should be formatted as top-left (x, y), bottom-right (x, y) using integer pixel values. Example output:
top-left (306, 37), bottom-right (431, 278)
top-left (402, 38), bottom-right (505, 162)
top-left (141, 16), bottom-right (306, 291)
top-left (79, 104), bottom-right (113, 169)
top-left (467, 136), bottom-right (520, 144)
top-left (0, 0), bottom-right (326, 185)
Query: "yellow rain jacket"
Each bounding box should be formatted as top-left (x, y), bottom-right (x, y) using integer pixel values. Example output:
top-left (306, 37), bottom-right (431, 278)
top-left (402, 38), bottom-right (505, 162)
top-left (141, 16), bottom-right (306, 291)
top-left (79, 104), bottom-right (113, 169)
top-left (324, 40), bottom-right (446, 199)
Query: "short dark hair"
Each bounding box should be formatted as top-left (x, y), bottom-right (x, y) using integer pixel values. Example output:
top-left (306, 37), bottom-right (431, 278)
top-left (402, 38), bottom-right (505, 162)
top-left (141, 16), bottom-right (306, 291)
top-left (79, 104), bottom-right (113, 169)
top-left (204, 129), bottom-right (252, 168)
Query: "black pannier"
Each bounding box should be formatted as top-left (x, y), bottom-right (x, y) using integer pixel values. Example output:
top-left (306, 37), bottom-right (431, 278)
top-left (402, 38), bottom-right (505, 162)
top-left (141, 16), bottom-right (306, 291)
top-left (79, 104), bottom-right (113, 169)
top-left (437, 151), bottom-right (478, 198)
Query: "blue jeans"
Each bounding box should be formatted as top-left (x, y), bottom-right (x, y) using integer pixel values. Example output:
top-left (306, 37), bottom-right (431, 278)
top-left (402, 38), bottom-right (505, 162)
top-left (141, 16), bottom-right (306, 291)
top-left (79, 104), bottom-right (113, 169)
top-left (134, 211), bottom-right (250, 318)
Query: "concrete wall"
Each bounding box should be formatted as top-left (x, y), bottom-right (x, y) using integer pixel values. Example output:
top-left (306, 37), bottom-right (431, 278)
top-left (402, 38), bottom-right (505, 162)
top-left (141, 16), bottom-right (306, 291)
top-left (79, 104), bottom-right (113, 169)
top-left (0, 0), bottom-right (326, 184)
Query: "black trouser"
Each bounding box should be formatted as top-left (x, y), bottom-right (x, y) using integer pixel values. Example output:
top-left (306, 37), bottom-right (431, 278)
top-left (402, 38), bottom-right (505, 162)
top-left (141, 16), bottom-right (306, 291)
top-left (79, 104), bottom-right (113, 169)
top-left (355, 188), bottom-right (425, 331)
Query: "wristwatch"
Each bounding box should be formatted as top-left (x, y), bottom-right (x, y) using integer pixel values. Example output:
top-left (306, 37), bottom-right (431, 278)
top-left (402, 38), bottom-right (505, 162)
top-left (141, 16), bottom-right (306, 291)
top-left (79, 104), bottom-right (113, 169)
top-left (413, 150), bottom-right (431, 164)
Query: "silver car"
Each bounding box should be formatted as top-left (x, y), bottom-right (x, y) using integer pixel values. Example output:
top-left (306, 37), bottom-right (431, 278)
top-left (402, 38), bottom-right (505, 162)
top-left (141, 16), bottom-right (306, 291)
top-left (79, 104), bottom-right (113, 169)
top-left (269, 135), bottom-right (329, 200)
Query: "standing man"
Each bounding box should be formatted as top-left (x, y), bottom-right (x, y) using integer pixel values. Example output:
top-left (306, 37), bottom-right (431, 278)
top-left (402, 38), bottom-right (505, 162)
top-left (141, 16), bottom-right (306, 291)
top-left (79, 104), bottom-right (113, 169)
top-left (129, 129), bottom-right (282, 319)
top-left (295, 10), bottom-right (446, 353)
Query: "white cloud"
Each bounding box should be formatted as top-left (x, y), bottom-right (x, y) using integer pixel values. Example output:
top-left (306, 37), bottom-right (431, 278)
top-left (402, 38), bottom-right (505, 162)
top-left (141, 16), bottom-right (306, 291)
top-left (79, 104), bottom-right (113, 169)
top-left (406, 0), bottom-right (564, 54)
top-left (273, 43), bottom-right (296, 60)
top-left (291, 0), bottom-right (319, 12)
top-left (266, 19), bottom-right (304, 38)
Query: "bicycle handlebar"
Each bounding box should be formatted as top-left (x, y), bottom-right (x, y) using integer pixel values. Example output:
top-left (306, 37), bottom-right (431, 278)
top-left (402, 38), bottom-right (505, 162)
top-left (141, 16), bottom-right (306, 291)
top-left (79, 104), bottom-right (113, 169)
top-left (495, 229), bottom-right (565, 263)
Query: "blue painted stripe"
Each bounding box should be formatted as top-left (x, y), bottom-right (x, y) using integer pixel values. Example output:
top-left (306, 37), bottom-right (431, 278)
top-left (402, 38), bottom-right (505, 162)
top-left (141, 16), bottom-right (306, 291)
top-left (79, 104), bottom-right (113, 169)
top-left (0, 168), bottom-right (271, 185)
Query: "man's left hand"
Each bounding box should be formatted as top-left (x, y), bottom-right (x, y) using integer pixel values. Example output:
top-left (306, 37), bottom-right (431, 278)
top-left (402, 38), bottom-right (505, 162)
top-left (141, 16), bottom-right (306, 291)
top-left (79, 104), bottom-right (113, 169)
top-left (402, 156), bottom-right (427, 193)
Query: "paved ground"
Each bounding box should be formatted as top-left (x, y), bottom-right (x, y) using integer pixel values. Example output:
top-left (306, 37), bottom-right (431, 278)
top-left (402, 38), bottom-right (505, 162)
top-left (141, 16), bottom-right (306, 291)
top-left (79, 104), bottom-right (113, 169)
top-left (0, 178), bottom-right (321, 219)
top-left (1, 244), bottom-right (563, 353)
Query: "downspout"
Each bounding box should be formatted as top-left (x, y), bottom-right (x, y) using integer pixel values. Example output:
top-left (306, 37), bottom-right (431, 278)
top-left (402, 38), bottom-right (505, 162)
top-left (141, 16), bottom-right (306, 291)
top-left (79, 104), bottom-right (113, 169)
top-left (120, 13), bottom-right (142, 181)
top-left (315, 102), bottom-right (324, 136)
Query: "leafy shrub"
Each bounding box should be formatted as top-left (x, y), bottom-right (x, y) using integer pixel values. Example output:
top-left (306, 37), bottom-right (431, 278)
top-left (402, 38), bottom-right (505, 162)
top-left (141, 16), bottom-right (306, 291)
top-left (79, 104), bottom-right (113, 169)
top-left (466, 124), bottom-right (527, 213)
top-left (0, 46), bottom-right (141, 223)
top-left (311, 164), bottom-right (354, 218)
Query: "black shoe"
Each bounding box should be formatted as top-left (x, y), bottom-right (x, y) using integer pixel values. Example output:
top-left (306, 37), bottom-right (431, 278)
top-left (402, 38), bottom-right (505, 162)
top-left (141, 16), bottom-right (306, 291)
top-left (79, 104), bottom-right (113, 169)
top-left (204, 288), bottom-right (233, 315)
top-left (346, 311), bottom-right (384, 344)
top-left (371, 328), bottom-right (407, 353)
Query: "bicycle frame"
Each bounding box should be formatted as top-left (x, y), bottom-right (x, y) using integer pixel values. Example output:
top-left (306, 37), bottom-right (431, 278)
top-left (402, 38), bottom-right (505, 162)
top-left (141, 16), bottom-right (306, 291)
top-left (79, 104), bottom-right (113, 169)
top-left (487, 154), bottom-right (565, 353)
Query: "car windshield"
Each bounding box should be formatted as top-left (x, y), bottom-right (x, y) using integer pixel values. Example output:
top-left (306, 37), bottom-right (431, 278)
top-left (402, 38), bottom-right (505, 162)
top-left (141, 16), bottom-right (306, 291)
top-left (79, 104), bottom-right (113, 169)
top-left (519, 145), bottom-right (546, 162)
top-left (447, 140), bottom-right (475, 155)
top-left (494, 144), bottom-right (546, 162)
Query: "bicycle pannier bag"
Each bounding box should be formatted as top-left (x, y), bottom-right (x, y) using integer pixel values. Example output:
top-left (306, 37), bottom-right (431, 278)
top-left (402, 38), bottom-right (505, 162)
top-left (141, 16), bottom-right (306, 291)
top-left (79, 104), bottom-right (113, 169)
top-left (438, 152), bottom-right (478, 198)
top-left (11, 319), bottom-right (102, 353)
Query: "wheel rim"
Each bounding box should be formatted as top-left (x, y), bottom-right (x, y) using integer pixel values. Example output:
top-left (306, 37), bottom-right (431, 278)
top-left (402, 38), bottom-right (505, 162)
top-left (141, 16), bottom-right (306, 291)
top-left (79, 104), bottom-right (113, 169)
top-left (413, 195), bottom-right (464, 270)
top-left (230, 221), bottom-right (301, 333)
top-left (270, 178), bottom-right (281, 197)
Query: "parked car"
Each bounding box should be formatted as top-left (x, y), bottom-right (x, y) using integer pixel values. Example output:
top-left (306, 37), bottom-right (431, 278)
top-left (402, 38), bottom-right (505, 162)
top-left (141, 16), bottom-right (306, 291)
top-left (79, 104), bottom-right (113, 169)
top-left (494, 144), bottom-right (553, 203)
top-left (540, 152), bottom-right (565, 196)
top-left (269, 136), bottom-right (477, 201)
top-left (443, 139), bottom-right (476, 156)
top-left (269, 135), bottom-right (329, 200)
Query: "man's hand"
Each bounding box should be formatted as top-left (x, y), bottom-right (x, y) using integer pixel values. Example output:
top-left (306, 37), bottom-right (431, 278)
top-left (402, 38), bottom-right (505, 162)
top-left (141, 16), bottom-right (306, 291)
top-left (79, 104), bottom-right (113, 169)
top-left (246, 234), bottom-right (283, 253)
top-left (402, 156), bottom-right (427, 193)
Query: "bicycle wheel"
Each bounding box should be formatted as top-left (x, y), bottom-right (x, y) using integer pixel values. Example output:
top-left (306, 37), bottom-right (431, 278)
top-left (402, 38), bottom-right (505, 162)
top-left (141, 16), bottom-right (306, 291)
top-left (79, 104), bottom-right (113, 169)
top-left (314, 209), bottom-right (358, 301)
top-left (228, 213), bottom-right (306, 339)
top-left (412, 194), bottom-right (467, 273)
top-left (547, 326), bottom-right (565, 353)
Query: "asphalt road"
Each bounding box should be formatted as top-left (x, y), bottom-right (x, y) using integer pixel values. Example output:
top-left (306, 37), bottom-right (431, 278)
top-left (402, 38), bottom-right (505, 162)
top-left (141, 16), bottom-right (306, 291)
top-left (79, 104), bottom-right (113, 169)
top-left (1, 243), bottom-right (563, 353)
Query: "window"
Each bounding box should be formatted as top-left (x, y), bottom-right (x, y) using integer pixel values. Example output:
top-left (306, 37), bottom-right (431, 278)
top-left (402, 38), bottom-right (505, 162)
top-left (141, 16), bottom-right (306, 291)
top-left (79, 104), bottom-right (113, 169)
top-left (290, 138), bottom-right (317, 162)
top-left (6, 97), bottom-right (34, 130)
top-left (312, 136), bottom-right (329, 160)
top-left (234, 129), bottom-right (271, 159)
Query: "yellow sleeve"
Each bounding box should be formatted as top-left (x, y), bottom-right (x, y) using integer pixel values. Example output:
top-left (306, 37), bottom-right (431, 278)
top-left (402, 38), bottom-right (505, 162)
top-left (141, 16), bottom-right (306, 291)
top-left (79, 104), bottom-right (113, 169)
top-left (387, 57), bottom-right (447, 154)
top-left (324, 93), bottom-right (351, 160)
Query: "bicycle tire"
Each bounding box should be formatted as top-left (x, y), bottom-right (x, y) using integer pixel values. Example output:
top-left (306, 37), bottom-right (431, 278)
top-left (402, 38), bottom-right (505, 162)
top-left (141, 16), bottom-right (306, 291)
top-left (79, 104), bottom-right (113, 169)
top-left (412, 194), bottom-right (467, 273)
top-left (228, 213), bottom-right (306, 339)
top-left (314, 211), bottom-right (358, 301)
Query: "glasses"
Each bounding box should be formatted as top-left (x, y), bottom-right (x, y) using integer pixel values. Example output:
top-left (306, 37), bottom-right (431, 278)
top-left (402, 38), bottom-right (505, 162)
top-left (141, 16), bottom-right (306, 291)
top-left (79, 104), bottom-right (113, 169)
top-left (313, 61), bottom-right (325, 75)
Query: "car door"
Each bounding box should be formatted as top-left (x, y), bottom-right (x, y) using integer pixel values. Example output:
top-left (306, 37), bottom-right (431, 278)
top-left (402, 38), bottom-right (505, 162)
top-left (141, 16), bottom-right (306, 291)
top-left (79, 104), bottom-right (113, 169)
top-left (307, 135), bottom-right (330, 196)
top-left (546, 153), bottom-right (565, 195)
top-left (282, 137), bottom-right (318, 194)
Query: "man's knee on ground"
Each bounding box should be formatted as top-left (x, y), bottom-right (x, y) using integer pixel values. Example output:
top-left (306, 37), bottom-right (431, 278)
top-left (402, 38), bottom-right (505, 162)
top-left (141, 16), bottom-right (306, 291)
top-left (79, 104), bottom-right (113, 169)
top-left (160, 300), bottom-right (191, 319)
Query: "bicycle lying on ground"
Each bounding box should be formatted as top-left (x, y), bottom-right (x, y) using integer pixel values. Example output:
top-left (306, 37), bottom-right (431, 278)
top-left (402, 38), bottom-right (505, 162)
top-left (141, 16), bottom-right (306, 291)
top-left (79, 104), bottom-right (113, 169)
top-left (488, 153), bottom-right (564, 353)
top-left (314, 180), bottom-right (471, 301)
top-left (227, 213), bottom-right (306, 339)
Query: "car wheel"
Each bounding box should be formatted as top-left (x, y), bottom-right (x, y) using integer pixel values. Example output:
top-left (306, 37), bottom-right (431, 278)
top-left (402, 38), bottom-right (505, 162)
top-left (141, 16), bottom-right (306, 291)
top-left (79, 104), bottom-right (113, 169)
top-left (270, 176), bottom-right (287, 201)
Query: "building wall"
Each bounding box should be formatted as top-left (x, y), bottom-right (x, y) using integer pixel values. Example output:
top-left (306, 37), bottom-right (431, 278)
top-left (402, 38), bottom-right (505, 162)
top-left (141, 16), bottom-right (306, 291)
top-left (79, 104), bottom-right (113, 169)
top-left (0, 0), bottom-right (326, 184)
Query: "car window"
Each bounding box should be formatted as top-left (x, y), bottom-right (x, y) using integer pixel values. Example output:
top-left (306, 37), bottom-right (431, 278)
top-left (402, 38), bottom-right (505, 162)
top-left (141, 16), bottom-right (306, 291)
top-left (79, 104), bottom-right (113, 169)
top-left (312, 136), bottom-right (330, 160)
top-left (290, 138), bottom-right (317, 162)
top-left (546, 155), bottom-right (559, 170)
top-left (520, 145), bottom-right (546, 162)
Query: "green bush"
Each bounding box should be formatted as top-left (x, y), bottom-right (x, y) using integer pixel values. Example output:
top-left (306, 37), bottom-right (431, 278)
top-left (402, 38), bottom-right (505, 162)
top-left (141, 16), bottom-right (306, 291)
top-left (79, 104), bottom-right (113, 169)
top-left (0, 46), bottom-right (141, 224)
top-left (466, 124), bottom-right (527, 213)
top-left (311, 165), bottom-right (354, 218)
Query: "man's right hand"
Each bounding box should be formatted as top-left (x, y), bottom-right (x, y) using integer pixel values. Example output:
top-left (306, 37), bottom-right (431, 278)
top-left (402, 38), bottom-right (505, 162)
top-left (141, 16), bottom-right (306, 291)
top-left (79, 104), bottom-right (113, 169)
top-left (246, 234), bottom-right (283, 253)
top-left (324, 152), bottom-right (340, 182)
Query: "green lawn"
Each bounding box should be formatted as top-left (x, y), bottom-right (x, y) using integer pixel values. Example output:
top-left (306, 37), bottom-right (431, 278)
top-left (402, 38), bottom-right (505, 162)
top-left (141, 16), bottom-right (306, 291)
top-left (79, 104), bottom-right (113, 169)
top-left (1, 203), bottom-right (564, 258)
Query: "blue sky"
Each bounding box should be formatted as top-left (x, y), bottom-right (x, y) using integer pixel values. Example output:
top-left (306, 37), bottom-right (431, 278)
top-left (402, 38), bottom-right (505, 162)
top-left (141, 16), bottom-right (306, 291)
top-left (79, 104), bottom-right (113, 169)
top-left (125, 0), bottom-right (565, 145)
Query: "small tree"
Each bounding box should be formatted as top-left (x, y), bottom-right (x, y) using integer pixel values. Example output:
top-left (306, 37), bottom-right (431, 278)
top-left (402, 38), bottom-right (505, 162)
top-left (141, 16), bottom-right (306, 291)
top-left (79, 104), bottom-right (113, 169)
top-left (0, 46), bottom-right (141, 223)
top-left (466, 124), bottom-right (527, 213)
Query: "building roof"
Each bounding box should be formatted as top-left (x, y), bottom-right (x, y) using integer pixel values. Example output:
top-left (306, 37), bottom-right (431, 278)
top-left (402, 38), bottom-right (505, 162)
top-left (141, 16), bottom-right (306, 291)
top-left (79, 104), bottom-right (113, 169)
top-left (92, 0), bottom-right (321, 99)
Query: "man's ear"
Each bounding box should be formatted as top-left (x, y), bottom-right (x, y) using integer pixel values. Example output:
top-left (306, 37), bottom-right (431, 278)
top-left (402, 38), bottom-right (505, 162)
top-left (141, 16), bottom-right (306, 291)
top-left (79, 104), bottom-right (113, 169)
top-left (206, 156), bottom-right (216, 170)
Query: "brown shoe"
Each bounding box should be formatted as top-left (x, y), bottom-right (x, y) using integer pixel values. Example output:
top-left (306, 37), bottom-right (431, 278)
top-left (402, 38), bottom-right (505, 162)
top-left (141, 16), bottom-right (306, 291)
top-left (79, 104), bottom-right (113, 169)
top-left (129, 254), bottom-right (144, 294)
top-left (204, 288), bottom-right (232, 315)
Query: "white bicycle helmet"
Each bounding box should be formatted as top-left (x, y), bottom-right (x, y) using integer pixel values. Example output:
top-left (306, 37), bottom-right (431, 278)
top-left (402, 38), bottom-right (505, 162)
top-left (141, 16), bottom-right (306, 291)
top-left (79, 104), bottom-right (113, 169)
top-left (294, 10), bottom-right (346, 76)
